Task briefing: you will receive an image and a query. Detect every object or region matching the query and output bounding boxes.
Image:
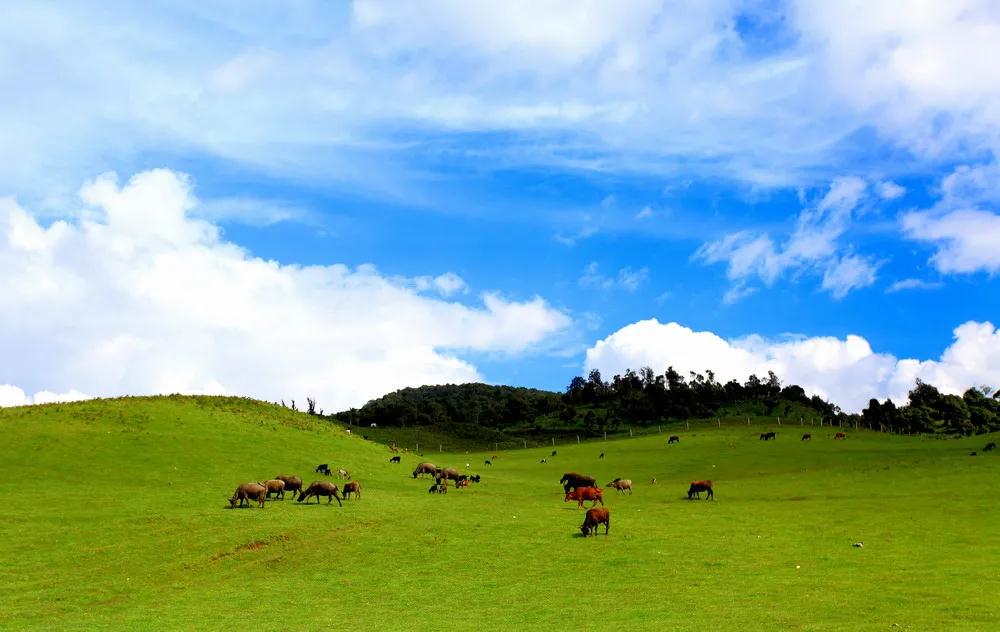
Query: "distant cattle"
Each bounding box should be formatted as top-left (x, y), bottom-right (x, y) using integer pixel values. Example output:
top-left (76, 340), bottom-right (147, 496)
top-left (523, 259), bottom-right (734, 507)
top-left (470, 474), bottom-right (481, 483)
top-left (484, 459), bottom-right (492, 466)
top-left (560, 472), bottom-right (597, 493)
top-left (428, 480), bottom-right (447, 494)
top-left (580, 507), bottom-right (610, 537)
top-left (259, 479), bottom-right (286, 500)
top-left (599, 452), bottom-right (604, 459)
top-left (412, 462), bottom-right (439, 479)
top-left (565, 486), bottom-right (604, 509)
top-left (540, 459), bottom-right (547, 464)
top-left (389, 456), bottom-right (401, 463)
top-left (687, 480), bottom-right (714, 500)
top-left (297, 481), bottom-right (343, 506)
top-left (668, 436), bottom-right (680, 444)
top-left (760, 432), bottom-right (776, 441)
top-left (455, 479), bottom-right (470, 489)
top-left (315, 463), bottom-right (332, 475)
top-left (607, 478), bottom-right (632, 495)
top-left (274, 475), bottom-right (303, 496)
top-left (649, 477), bottom-right (657, 485)
top-left (437, 467), bottom-right (461, 485)
top-left (228, 482), bottom-right (267, 508)
top-left (983, 442), bottom-right (996, 452)
top-left (801, 433), bottom-right (811, 441)
top-left (834, 432), bottom-right (847, 440)
top-left (552, 451), bottom-right (557, 457)
top-left (970, 451), bottom-right (978, 456)
top-left (342, 480), bottom-right (361, 500)
top-left (338, 468), bottom-right (350, 480)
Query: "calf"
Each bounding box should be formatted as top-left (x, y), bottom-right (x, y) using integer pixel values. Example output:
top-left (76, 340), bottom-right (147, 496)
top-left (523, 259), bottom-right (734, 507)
top-left (389, 456), bottom-right (401, 463)
top-left (342, 480), bottom-right (361, 500)
top-left (228, 482), bottom-right (267, 509)
top-left (580, 507), bottom-right (610, 537)
top-left (338, 468), bottom-right (350, 480)
top-left (668, 436), bottom-right (680, 444)
top-left (983, 442), bottom-right (996, 452)
top-left (428, 480), bottom-right (447, 494)
top-left (607, 478), bottom-right (632, 495)
top-left (315, 463), bottom-right (332, 476)
top-left (834, 432), bottom-right (847, 440)
top-left (565, 486), bottom-right (604, 509)
top-left (687, 480), bottom-right (714, 500)
top-left (455, 478), bottom-right (470, 489)
top-left (297, 481), bottom-right (343, 506)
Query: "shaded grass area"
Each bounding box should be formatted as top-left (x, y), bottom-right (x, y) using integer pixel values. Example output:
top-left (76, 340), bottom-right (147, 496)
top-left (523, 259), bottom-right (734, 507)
top-left (1, 396), bottom-right (998, 630)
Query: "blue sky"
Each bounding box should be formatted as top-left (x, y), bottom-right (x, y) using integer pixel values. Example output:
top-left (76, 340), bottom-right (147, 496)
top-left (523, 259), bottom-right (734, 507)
top-left (2, 1), bottom-right (1000, 411)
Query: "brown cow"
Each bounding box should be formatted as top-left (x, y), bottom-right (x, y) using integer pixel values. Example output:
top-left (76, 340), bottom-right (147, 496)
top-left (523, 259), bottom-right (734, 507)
top-left (801, 433), bottom-right (811, 441)
top-left (560, 472), bottom-right (597, 493)
top-left (834, 432), bottom-right (847, 440)
top-left (275, 475), bottom-right (303, 496)
top-left (412, 462), bottom-right (439, 479)
top-left (228, 482), bottom-right (267, 508)
top-left (455, 478), bottom-right (470, 489)
top-left (580, 507), bottom-right (610, 537)
top-left (687, 480), bottom-right (714, 500)
top-left (342, 480), bottom-right (361, 500)
top-left (258, 479), bottom-right (286, 500)
top-left (607, 478), bottom-right (633, 495)
top-left (437, 467), bottom-right (461, 485)
top-left (565, 486), bottom-right (604, 509)
top-left (297, 481), bottom-right (343, 506)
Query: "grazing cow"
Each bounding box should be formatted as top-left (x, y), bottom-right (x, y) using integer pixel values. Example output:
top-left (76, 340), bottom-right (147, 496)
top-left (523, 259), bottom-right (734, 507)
top-left (484, 459), bottom-right (492, 466)
top-left (834, 432), bottom-right (847, 440)
top-left (970, 451), bottom-right (978, 456)
top-left (228, 482), bottom-right (267, 508)
top-left (983, 442), bottom-right (996, 452)
top-left (668, 436), bottom-right (680, 444)
top-left (297, 481), bottom-right (343, 506)
top-left (470, 475), bottom-right (481, 483)
top-left (274, 475), bottom-right (303, 496)
top-left (759, 432), bottom-right (776, 441)
top-left (801, 433), bottom-right (812, 441)
top-left (565, 486), bottom-right (604, 509)
top-left (362, 435), bottom-right (368, 440)
top-left (599, 452), bottom-right (604, 459)
top-left (580, 507), bottom-right (610, 537)
top-left (560, 472), bottom-right (597, 493)
top-left (389, 445), bottom-right (399, 453)
top-left (649, 477), bottom-right (657, 485)
top-left (259, 479), bottom-right (286, 500)
top-left (437, 467), bottom-right (461, 485)
top-left (338, 468), bottom-right (350, 480)
top-left (687, 480), bottom-right (714, 500)
top-left (315, 463), bottom-right (332, 475)
top-left (342, 480), bottom-right (361, 500)
top-left (607, 478), bottom-right (633, 495)
top-left (429, 480), bottom-right (447, 494)
top-left (551, 450), bottom-right (557, 457)
top-left (389, 456), bottom-right (401, 463)
top-left (412, 462), bottom-right (439, 479)
top-left (540, 459), bottom-right (547, 464)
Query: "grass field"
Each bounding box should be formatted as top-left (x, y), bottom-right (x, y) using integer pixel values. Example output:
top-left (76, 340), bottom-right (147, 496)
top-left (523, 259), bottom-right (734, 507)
top-left (2, 396), bottom-right (998, 631)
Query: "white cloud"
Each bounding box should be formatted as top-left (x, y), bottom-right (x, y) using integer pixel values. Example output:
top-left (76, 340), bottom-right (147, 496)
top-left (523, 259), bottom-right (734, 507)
top-left (635, 206), bottom-right (654, 220)
top-left (886, 278), bottom-right (943, 293)
top-left (585, 319), bottom-right (1000, 412)
top-left (0, 385), bottom-right (89, 407)
top-left (876, 181), bottom-right (906, 201)
top-left (0, 169), bottom-right (570, 410)
top-left (696, 176), bottom-right (877, 300)
top-left (579, 262), bottom-right (649, 292)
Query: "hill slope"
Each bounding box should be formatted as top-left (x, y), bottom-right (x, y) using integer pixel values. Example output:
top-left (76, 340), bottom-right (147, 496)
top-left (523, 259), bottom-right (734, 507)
top-left (2, 396), bottom-right (999, 630)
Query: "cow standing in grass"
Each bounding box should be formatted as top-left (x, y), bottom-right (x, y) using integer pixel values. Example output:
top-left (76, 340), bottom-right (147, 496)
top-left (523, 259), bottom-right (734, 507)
top-left (389, 456), bottom-right (401, 463)
top-left (565, 487), bottom-right (604, 509)
top-left (412, 463), bottom-right (439, 479)
top-left (760, 432), bottom-right (776, 441)
top-left (607, 478), bottom-right (632, 495)
top-left (801, 433), bottom-right (811, 441)
top-left (835, 432), bottom-right (847, 440)
top-left (259, 479), bottom-right (286, 500)
top-left (984, 442), bottom-right (996, 452)
top-left (560, 472), bottom-right (597, 493)
top-left (342, 481), bottom-right (361, 500)
top-left (275, 475), bottom-right (302, 496)
top-left (315, 464), bottom-right (332, 475)
top-left (580, 507), bottom-right (610, 537)
top-left (228, 483), bottom-right (267, 508)
top-left (297, 481), bottom-right (343, 506)
top-left (668, 436), bottom-right (680, 444)
top-left (687, 480), bottom-right (714, 500)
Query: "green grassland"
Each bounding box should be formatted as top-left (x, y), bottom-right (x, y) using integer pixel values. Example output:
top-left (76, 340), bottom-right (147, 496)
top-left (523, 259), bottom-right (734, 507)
top-left (2, 396), bottom-right (998, 631)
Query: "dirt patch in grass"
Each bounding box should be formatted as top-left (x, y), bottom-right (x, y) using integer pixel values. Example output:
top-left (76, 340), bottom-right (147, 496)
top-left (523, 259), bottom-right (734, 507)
top-left (212, 533), bottom-right (291, 561)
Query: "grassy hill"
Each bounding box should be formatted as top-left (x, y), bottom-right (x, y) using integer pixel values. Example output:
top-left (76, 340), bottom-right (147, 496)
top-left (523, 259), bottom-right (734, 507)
top-left (2, 396), bottom-right (999, 630)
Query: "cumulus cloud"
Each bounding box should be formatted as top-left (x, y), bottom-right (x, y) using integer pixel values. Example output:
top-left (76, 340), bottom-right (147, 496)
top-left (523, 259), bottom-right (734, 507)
top-left (0, 169), bottom-right (571, 410)
top-left (901, 161), bottom-right (1000, 275)
top-left (585, 319), bottom-right (1000, 412)
top-left (876, 181), bottom-right (906, 201)
top-left (696, 177), bottom-right (878, 300)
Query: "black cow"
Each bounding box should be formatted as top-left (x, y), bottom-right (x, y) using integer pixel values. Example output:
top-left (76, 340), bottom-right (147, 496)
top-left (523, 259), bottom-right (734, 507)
top-left (315, 463), bottom-right (332, 475)
top-left (759, 432), bottom-right (776, 441)
top-left (984, 442), bottom-right (996, 452)
top-left (668, 436), bottom-right (680, 444)
top-left (389, 455), bottom-right (401, 463)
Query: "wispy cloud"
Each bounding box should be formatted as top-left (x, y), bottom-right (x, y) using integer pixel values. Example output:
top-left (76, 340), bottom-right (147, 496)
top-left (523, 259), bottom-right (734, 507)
top-left (579, 262), bottom-right (649, 292)
top-left (886, 278), bottom-right (944, 293)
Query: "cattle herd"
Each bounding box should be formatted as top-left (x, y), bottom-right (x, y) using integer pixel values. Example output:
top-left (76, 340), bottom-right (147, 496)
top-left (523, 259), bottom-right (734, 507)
top-left (224, 429), bottom-right (916, 536)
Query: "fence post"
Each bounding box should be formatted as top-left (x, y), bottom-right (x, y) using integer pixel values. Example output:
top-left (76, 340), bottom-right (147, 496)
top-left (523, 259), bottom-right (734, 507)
top-left (686, 421), bottom-right (690, 431)
top-left (604, 431), bottom-right (607, 440)
top-left (629, 428), bottom-right (633, 437)
top-left (439, 444), bottom-right (442, 452)
top-left (718, 418), bottom-right (722, 428)
top-left (523, 439), bottom-right (527, 449)
top-left (800, 417), bottom-right (803, 425)
top-left (552, 437), bottom-right (555, 447)
top-left (658, 425), bottom-right (661, 433)
top-left (416, 442), bottom-right (419, 453)
top-left (576, 435), bottom-right (580, 444)
top-left (777, 416), bottom-right (781, 425)
top-left (746, 417), bottom-right (749, 426)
